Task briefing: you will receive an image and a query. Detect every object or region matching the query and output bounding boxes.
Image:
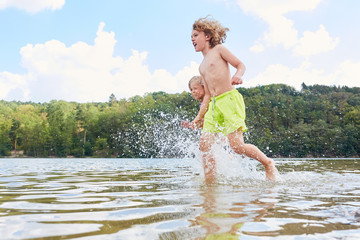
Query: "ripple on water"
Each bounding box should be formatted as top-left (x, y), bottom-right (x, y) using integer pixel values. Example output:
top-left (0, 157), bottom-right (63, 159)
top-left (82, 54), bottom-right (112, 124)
top-left (0, 158), bottom-right (359, 239)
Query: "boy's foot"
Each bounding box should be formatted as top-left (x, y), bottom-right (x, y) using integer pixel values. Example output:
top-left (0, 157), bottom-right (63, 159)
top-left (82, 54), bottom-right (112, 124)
top-left (265, 159), bottom-right (277, 181)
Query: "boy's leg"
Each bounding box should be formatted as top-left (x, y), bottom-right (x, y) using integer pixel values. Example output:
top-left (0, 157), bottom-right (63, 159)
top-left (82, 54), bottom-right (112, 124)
top-left (227, 128), bottom-right (277, 180)
top-left (199, 132), bottom-right (216, 183)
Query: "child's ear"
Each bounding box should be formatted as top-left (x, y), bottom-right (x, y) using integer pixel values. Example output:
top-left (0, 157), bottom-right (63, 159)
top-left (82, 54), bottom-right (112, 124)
top-left (205, 34), bottom-right (211, 41)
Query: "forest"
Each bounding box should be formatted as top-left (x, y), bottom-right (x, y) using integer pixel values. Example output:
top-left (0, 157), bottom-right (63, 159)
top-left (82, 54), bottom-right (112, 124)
top-left (0, 83), bottom-right (359, 158)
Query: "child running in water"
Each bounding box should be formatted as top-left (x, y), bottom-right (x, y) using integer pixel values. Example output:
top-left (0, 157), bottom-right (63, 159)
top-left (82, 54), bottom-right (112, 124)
top-left (181, 76), bottom-right (205, 129)
top-left (191, 16), bottom-right (277, 182)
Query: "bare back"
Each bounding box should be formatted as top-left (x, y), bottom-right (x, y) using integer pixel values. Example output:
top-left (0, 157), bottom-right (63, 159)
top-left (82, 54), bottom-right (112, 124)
top-left (199, 45), bottom-right (234, 97)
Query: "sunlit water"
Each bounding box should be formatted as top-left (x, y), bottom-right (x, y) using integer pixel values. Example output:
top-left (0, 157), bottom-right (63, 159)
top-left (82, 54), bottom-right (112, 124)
top-left (0, 157), bottom-right (359, 240)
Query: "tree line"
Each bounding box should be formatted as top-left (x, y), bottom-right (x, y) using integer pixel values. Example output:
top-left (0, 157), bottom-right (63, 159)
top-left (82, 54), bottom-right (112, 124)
top-left (0, 83), bottom-right (359, 158)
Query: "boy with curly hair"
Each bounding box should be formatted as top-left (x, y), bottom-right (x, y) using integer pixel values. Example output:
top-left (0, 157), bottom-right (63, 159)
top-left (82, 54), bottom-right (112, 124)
top-left (191, 16), bottom-right (277, 182)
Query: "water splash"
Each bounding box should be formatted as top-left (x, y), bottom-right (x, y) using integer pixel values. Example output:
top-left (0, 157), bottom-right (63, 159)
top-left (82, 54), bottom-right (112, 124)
top-left (112, 110), bottom-right (283, 183)
top-left (136, 111), bottom-right (202, 158)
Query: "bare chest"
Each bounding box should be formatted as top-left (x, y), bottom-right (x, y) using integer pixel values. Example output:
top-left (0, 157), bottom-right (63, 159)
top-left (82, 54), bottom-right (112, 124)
top-left (199, 52), bottom-right (228, 77)
top-left (200, 54), bottom-right (219, 74)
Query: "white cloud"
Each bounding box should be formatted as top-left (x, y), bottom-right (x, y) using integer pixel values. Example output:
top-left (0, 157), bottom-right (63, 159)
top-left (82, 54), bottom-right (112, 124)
top-left (262, 14), bottom-right (298, 49)
top-left (1, 22), bottom-right (199, 102)
top-left (333, 60), bottom-right (360, 88)
top-left (237, 0), bottom-right (338, 57)
top-left (293, 25), bottom-right (339, 57)
top-left (238, 0), bottom-right (321, 15)
top-left (0, 0), bottom-right (65, 13)
top-left (0, 71), bottom-right (29, 101)
top-left (245, 60), bottom-right (360, 90)
top-left (249, 42), bottom-right (264, 52)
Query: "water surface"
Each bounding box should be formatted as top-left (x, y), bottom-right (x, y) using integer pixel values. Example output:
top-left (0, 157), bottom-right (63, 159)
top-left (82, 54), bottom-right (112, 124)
top-left (0, 158), bottom-right (359, 239)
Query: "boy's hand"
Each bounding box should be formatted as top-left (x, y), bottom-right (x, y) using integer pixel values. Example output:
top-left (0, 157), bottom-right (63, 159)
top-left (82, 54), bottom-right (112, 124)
top-left (191, 116), bottom-right (203, 129)
top-left (180, 120), bottom-right (190, 128)
top-left (231, 75), bottom-right (243, 85)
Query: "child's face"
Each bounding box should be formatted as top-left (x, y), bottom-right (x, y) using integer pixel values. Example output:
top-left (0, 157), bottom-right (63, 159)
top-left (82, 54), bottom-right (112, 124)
top-left (189, 82), bottom-right (205, 101)
top-left (191, 30), bottom-right (209, 52)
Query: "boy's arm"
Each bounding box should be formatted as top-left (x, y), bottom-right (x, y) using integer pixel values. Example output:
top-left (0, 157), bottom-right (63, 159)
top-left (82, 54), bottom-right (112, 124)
top-left (219, 45), bottom-right (246, 85)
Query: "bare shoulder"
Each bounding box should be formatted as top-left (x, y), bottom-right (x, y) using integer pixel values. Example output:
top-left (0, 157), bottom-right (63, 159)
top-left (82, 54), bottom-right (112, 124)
top-left (214, 44), bottom-right (232, 54)
top-left (215, 44), bottom-right (239, 63)
top-left (213, 44), bottom-right (233, 58)
top-left (209, 45), bottom-right (228, 59)
top-left (213, 44), bottom-right (225, 52)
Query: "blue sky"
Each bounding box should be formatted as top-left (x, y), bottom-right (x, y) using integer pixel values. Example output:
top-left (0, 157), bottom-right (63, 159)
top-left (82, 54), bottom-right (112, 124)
top-left (0, 0), bottom-right (359, 102)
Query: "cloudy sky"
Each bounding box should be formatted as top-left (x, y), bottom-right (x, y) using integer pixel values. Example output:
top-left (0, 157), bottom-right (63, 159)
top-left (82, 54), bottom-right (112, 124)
top-left (0, 0), bottom-right (359, 102)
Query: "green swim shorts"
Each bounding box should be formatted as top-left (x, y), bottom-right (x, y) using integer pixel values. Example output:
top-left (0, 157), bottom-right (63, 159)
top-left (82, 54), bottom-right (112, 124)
top-left (203, 89), bottom-right (247, 136)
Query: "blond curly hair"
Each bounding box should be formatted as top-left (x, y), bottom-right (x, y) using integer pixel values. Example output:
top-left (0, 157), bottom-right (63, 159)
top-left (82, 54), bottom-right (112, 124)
top-left (188, 76), bottom-right (203, 90)
top-left (192, 16), bottom-right (229, 48)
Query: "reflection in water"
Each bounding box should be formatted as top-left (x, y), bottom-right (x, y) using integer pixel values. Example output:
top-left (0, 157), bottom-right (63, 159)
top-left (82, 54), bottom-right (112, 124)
top-left (189, 185), bottom-right (275, 239)
top-left (0, 158), bottom-right (359, 239)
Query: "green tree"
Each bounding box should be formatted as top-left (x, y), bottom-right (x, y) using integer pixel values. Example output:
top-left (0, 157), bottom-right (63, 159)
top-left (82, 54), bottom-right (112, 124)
top-left (46, 101), bottom-right (77, 157)
top-left (0, 116), bottom-right (12, 156)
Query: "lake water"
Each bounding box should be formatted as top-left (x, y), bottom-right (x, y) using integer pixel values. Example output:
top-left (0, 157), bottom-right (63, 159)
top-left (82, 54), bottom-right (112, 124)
top-left (0, 157), bottom-right (359, 239)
